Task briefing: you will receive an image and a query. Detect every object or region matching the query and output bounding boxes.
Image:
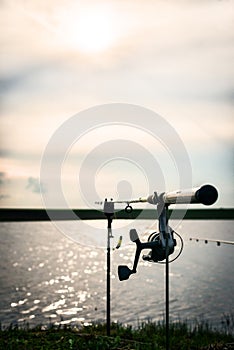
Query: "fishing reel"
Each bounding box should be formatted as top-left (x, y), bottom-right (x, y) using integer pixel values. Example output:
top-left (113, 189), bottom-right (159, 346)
top-left (142, 231), bottom-right (176, 262)
top-left (118, 228), bottom-right (178, 281)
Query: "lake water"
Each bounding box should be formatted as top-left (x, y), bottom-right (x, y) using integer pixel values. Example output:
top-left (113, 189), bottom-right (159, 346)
top-left (0, 220), bottom-right (233, 331)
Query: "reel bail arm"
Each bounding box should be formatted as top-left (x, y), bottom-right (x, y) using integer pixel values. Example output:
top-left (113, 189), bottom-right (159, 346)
top-left (118, 229), bottom-right (163, 281)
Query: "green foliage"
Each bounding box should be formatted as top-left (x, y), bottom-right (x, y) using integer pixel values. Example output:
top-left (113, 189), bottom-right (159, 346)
top-left (0, 320), bottom-right (233, 350)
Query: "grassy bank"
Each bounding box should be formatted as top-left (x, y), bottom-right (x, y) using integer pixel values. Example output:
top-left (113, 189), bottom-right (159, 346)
top-left (0, 321), bottom-right (234, 350)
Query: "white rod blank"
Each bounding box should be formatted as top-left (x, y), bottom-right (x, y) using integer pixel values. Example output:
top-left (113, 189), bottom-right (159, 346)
top-left (115, 184), bottom-right (218, 206)
top-left (163, 184), bottom-right (218, 206)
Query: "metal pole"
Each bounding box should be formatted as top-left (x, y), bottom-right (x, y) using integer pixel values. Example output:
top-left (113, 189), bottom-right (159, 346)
top-left (165, 240), bottom-right (170, 350)
top-left (106, 216), bottom-right (112, 336)
top-left (158, 200), bottom-right (170, 350)
top-left (103, 199), bottom-right (114, 336)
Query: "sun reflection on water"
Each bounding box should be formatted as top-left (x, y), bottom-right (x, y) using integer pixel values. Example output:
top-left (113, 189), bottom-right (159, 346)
top-left (2, 220), bottom-right (233, 329)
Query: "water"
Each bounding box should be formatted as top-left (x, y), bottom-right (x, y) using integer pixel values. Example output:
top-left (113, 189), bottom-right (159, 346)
top-left (0, 220), bottom-right (233, 330)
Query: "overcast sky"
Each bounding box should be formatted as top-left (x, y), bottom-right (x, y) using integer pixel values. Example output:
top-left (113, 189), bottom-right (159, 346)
top-left (0, 0), bottom-right (233, 208)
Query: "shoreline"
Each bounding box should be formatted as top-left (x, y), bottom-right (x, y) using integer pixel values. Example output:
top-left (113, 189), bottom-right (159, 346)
top-left (0, 208), bottom-right (233, 221)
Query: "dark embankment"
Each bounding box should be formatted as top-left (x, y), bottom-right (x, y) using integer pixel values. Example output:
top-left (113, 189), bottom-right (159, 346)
top-left (0, 208), bottom-right (233, 222)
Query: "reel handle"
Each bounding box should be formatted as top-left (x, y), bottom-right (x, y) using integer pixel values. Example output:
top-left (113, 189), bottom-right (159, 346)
top-left (118, 229), bottom-right (160, 281)
top-left (118, 229), bottom-right (141, 281)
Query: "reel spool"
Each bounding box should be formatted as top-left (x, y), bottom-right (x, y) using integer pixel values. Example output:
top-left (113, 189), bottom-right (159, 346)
top-left (142, 231), bottom-right (176, 263)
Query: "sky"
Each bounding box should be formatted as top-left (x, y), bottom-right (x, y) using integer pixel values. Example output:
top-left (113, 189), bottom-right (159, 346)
top-left (0, 0), bottom-right (233, 209)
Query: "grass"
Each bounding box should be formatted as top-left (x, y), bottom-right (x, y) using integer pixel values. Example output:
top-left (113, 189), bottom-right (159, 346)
top-left (0, 319), bottom-right (234, 350)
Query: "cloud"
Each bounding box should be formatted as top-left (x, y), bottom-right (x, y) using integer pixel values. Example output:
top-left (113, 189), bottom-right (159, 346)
top-left (26, 177), bottom-right (46, 194)
top-left (0, 172), bottom-right (7, 185)
top-left (1, 0), bottom-right (233, 107)
top-left (0, 173), bottom-right (10, 201)
top-left (0, 194), bottom-right (10, 200)
top-left (0, 0), bottom-right (233, 208)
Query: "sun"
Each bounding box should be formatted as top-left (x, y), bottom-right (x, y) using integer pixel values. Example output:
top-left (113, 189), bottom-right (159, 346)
top-left (56, 5), bottom-right (117, 54)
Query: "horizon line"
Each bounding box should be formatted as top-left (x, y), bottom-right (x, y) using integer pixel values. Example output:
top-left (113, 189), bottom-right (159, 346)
top-left (0, 208), bottom-right (233, 221)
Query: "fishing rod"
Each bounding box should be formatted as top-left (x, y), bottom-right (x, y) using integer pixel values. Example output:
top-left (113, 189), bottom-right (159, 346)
top-left (97, 183), bottom-right (219, 213)
top-left (98, 184), bottom-right (219, 348)
top-left (115, 184), bottom-right (218, 350)
top-left (189, 237), bottom-right (234, 246)
top-left (117, 184), bottom-right (218, 280)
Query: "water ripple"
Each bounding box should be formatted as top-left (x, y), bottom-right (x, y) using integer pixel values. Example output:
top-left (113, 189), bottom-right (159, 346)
top-left (0, 220), bottom-right (233, 329)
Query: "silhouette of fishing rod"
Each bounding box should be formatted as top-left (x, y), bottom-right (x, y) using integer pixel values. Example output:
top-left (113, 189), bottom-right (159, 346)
top-left (115, 184), bottom-right (218, 350)
top-left (189, 237), bottom-right (234, 246)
